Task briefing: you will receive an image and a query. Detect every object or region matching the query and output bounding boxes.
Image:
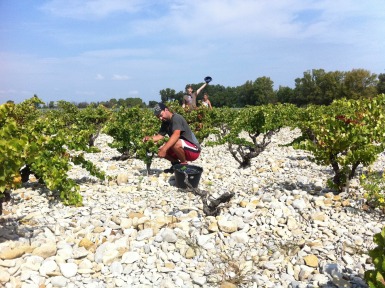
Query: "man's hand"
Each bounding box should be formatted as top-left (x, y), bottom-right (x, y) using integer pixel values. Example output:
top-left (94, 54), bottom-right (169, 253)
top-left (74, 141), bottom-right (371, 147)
top-left (143, 136), bottom-right (150, 142)
top-left (158, 146), bottom-right (167, 158)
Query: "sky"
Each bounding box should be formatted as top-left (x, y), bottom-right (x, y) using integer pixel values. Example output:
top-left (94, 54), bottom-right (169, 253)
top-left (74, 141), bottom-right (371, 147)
top-left (1, 0), bottom-right (385, 105)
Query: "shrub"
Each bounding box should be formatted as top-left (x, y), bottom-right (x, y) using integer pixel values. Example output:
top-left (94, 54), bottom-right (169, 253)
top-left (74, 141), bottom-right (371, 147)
top-left (365, 226), bottom-right (385, 288)
top-left (361, 170), bottom-right (385, 212)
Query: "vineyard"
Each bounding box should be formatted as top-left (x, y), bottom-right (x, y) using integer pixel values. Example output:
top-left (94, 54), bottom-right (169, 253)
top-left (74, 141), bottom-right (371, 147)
top-left (0, 94), bottom-right (385, 287)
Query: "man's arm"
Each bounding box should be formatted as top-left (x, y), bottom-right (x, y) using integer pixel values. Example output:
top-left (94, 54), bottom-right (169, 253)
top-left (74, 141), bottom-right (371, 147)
top-left (196, 82), bottom-right (207, 95)
top-left (158, 130), bottom-right (181, 158)
top-left (143, 134), bottom-right (164, 143)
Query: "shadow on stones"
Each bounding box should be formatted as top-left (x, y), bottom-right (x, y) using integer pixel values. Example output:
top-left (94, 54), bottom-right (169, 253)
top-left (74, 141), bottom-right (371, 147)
top-left (286, 155), bottom-right (311, 161)
top-left (0, 214), bottom-right (24, 243)
top-left (270, 179), bottom-right (385, 221)
top-left (110, 152), bottom-right (132, 161)
top-left (0, 185), bottom-right (64, 244)
top-left (272, 179), bottom-right (332, 195)
top-left (74, 176), bottom-right (102, 185)
top-left (138, 169), bottom-right (163, 177)
top-left (0, 211), bottom-right (52, 245)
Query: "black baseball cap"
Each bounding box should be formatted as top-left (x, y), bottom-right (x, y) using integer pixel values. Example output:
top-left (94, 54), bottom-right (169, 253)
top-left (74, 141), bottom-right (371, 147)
top-left (153, 102), bottom-right (167, 116)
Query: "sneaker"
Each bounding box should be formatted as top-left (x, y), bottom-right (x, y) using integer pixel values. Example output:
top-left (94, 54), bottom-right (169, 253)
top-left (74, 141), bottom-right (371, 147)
top-left (163, 162), bottom-right (188, 173)
top-left (163, 162), bottom-right (180, 173)
top-left (163, 166), bottom-right (175, 173)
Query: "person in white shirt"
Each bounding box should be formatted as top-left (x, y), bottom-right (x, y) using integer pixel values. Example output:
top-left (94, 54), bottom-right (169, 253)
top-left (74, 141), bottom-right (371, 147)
top-left (202, 92), bottom-right (212, 109)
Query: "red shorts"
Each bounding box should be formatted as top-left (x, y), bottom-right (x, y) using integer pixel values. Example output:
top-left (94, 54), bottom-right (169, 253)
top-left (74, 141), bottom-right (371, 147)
top-left (167, 139), bottom-right (200, 161)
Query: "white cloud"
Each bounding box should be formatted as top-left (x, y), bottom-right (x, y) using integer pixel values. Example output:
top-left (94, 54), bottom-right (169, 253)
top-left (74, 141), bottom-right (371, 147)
top-left (96, 74), bottom-right (104, 80)
top-left (40, 0), bottom-right (144, 19)
top-left (0, 89), bottom-right (18, 95)
top-left (112, 74), bottom-right (130, 81)
top-left (126, 0), bottom-right (385, 44)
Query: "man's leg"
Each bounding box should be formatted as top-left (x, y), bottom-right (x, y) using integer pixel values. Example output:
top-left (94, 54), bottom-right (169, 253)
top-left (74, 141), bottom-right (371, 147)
top-left (162, 140), bottom-right (187, 173)
top-left (165, 139), bottom-right (187, 163)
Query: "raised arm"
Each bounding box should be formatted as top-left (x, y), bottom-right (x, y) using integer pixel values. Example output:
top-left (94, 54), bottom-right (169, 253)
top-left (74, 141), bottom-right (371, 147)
top-left (196, 82), bottom-right (207, 96)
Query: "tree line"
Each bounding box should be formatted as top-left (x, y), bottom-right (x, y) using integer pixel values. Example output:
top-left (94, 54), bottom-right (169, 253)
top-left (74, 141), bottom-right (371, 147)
top-left (163, 68), bottom-right (384, 108)
top-left (7, 68), bottom-right (384, 109)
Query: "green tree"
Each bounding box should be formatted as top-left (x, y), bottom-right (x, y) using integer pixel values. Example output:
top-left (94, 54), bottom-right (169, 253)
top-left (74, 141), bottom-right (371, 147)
top-left (238, 77), bottom-right (275, 106)
top-left (160, 88), bottom-right (176, 103)
top-left (206, 85), bottom-right (237, 107)
top-left (117, 98), bottom-right (126, 107)
top-left (238, 80), bottom-right (254, 106)
top-left (342, 69), bottom-right (378, 100)
top-left (48, 101), bottom-right (55, 109)
top-left (276, 86), bottom-right (294, 104)
top-left (77, 102), bottom-right (88, 108)
top-left (148, 101), bottom-right (158, 107)
top-left (125, 98), bottom-right (145, 107)
top-left (293, 69), bottom-right (345, 106)
top-left (109, 98), bottom-right (118, 107)
top-left (376, 73), bottom-right (385, 94)
top-left (254, 76), bottom-right (275, 105)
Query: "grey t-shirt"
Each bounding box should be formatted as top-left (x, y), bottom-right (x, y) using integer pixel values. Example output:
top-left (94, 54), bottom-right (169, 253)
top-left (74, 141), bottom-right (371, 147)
top-left (158, 113), bottom-right (201, 151)
top-left (183, 92), bottom-right (197, 108)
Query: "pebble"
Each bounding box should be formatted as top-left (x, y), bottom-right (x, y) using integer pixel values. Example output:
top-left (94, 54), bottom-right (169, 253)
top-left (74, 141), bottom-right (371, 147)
top-left (1, 129), bottom-right (383, 287)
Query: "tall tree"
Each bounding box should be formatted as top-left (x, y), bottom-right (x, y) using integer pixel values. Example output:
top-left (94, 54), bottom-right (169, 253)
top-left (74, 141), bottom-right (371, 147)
top-left (342, 69), bottom-right (378, 99)
top-left (276, 86), bottom-right (294, 104)
top-left (109, 98), bottom-right (118, 107)
top-left (253, 76), bottom-right (275, 105)
top-left (159, 88), bottom-right (176, 103)
top-left (294, 69), bottom-right (325, 106)
top-left (317, 70), bottom-right (344, 105)
top-left (148, 101), bottom-right (158, 107)
top-left (238, 80), bottom-right (254, 106)
top-left (125, 98), bottom-right (145, 107)
top-left (376, 73), bottom-right (385, 94)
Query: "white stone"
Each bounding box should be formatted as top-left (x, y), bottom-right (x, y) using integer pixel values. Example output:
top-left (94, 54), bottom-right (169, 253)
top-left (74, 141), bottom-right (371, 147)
top-left (161, 228), bottom-right (178, 243)
top-left (230, 230), bottom-right (249, 244)
top-left (121, 251), bottom-right (141, 264)
top-left (110, 261), bottom-right (123, 276)
top-left (191, 273), bottom-right (206, 286)
top-left (59, 262), bottom-right (78, 278)
top-left (292, 199), bottom-right (307, 210)
top-left (0, 267), bottom-right (10, 283)
top-left (50, 275), bottom-right (68, 287)
top-left (39, 259), bottom-right (58, 276)
top-left (136, 228), bottom-right (154, 241)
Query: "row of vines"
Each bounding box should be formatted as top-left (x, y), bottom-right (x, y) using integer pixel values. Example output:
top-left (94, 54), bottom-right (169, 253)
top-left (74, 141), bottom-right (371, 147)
top-left (2, 95), bottom-right (385, 208)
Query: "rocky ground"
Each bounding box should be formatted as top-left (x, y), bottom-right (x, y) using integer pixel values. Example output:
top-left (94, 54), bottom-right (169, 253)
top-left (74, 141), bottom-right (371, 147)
top-left (0, 128), bottom-right (384, 288)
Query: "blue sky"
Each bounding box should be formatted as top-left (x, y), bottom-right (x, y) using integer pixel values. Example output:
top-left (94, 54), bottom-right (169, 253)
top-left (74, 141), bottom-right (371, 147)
top-left (1, 0), bottom-right (384, 105)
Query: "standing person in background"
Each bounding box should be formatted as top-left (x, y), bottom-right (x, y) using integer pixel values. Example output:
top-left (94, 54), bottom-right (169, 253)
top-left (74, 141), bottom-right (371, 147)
top-left (202, 92), bottom-right (212, 110)
top-left (182, 82), bottom-right (207, 109)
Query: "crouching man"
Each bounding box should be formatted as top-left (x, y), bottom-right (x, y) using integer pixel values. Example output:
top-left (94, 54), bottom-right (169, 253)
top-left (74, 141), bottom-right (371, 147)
top-left (143, 103), bottom-right (201, 173)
